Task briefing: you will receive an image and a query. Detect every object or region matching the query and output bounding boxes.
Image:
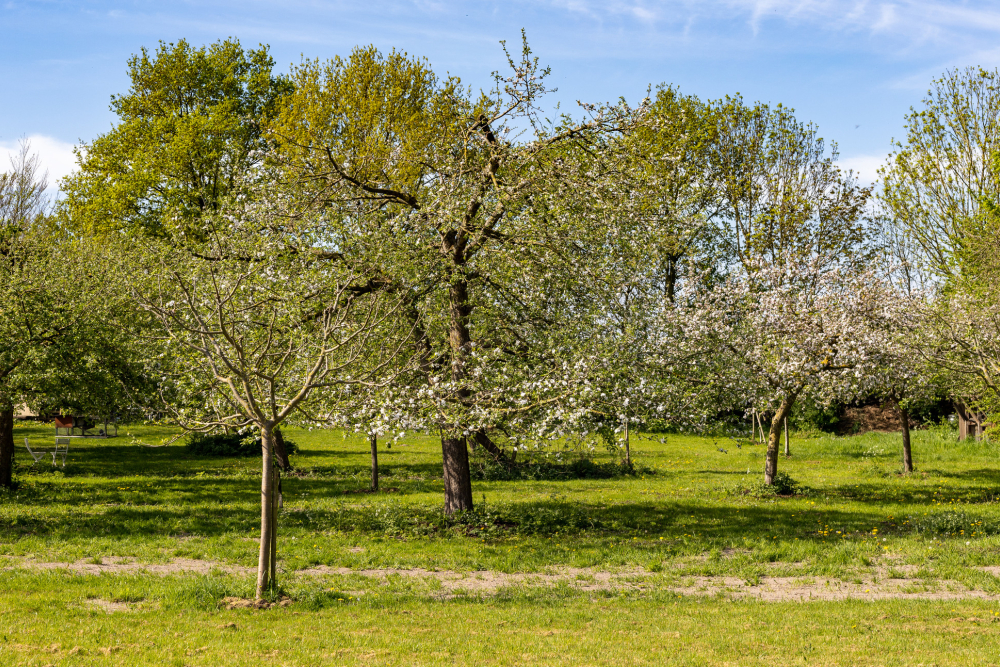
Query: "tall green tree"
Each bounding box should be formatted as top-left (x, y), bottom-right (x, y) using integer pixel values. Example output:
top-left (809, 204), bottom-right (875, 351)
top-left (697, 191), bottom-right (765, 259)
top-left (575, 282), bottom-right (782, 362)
top-left (711, 95), bottom-right (872, 273)
top-left (619, 85), bottom-right (722, 302)
top-left (60, 38), bottom-right (291, 237)
top-left (0, 142), bottom-right (122, 486)
top-left (881, 67), bottom-right (1000, 281)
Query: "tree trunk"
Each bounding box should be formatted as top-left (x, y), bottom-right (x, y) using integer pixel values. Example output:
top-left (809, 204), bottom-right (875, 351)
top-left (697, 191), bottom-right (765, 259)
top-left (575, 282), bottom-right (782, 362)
top-left (269, 465), bottom-right (278, 585)
top-left (664, 256), bottom-right (678, 304)
top-left (442, 436), bottom-right (473, 514)
top-left (370, 433), bottom-right (379, 491)
top-left (473, 429), bottom-right (508, 464)
top-left (441, 273), bottom-right (475, 514)
top-left (0, 406), bottom-right (13, 488)
top-left (273, 426), bottom-right (291, 471)
top-left (256, 423), bottom-right (275, 600)
top-left (900, 405), bottom-right (913, 473)
top-left (764, 394), bottom-right (798, 485)
top-left (783, 417), bottom-right (790, 457)
top-left (624, 419), bottom-right (631, 467)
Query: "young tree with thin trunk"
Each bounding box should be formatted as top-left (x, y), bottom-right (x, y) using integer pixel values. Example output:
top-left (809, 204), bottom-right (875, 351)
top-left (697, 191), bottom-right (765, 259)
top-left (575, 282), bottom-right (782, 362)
top-left (127, 185), bottom-right (409, 599)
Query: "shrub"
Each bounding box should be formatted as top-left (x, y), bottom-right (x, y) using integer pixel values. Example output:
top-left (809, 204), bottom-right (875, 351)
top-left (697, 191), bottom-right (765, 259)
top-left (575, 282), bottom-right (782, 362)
top-left (185, 432), bottom-right (299, 457)
top-left (791, 399), bottom-right (842, 433)
top-left (305, 499), bottom-right (607, 539)
top-left (733, 471), bottom-right (802, 497)
top-left (469, 452), bottom-right (646, 481)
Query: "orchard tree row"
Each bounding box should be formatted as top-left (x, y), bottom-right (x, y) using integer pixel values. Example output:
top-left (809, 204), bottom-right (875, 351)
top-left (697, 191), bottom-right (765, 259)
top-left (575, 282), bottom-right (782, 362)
top-left (2, 37), bottom-right (999, 598)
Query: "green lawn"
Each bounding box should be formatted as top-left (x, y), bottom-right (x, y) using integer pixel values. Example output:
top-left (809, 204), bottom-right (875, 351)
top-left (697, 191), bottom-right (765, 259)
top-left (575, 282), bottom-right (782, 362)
top-left (3, 421), bottom-right (1000, 665)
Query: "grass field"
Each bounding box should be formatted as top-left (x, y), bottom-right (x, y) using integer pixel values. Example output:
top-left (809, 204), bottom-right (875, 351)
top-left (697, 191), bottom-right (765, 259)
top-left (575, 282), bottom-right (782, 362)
top-left (3, 421), bottom-right (1000, 665)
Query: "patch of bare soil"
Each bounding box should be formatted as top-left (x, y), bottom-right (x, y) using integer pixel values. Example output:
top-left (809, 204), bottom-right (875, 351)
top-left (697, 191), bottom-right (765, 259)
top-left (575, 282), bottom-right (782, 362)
top-left (669, 576), bottom-right (998, 602)
top-left (295, 565), bottom-right (647, 595)
top-left (83, 598), bottom-right (137, 613)
top-left (222, 596), bottom-right (292, 610)
top-left (18, 556), bottom-right (252, 576)
top-left (11, 558), bottom-right (1000, 602)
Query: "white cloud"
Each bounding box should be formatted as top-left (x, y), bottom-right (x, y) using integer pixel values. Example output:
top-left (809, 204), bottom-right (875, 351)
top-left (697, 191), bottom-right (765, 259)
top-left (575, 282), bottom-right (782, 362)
top-left (839, 153), bottom-right (888, 185)
top-left (0, 134), bottom-right (78, 193)
top-left (536, 1), bottom-right (1000, 45)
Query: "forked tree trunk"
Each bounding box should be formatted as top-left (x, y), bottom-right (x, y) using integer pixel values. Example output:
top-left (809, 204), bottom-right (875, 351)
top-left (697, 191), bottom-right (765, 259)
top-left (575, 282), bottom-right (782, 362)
top-left (370, 433), bottom-right (379, 491)
top-left (900, 405), bottom-right (913, 473)
top-left (0, 406), bottom-right (13, 488)
top-left (442, 436), bottom-right (473, 514)
top-left (256, 423), bottom-right (276, 599)
top-left (764, 393), bottom-right (798, 485)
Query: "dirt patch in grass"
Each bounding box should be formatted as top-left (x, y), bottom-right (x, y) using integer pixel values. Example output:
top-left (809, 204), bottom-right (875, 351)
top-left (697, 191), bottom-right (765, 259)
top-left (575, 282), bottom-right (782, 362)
top-left (838, 404), bottom-right (910, 434)
top-left (12, 558), bottom-right (1000, 602)
top-left (18, 556), bottom-right (252, 576)
top-left (669, 576), bottom-right (998, 602)
top-left (222, 596), bottom-right (293, 610)
top-left (83, 598), bottom-right (138, 613)
top-left (297, 565), bottom-right (648, 595)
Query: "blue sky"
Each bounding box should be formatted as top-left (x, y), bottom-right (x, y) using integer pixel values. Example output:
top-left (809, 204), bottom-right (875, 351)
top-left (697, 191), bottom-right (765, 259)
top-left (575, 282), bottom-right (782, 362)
top-left (3, 1), bottom-right (1000, 188)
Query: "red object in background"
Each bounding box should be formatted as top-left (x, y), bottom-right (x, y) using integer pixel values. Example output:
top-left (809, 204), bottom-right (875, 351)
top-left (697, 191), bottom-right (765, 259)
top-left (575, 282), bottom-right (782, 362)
top-left (54, 415), bottom-right (74, 429)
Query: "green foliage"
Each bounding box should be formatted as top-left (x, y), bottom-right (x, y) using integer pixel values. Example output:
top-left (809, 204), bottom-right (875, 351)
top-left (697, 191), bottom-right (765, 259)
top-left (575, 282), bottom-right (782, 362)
top-left (59, 38), bottom-right (290, 238)
top-left (1, 143), bottom-right (144, 484)
top-left (185, 432), bottom-right (299, 458)
top-left (790, 399), bottom-right (842, 433)
top-left (470, 452), bottom-right (642, 481)
top-left (881, 67), bottom-right (1000, 281)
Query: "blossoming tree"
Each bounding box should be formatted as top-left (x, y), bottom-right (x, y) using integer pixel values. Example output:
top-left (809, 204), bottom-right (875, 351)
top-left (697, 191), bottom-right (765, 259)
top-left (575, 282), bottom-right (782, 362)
top-left (667, 256), bottom-right (901, 484)
top-left (268, 37), bottom-right (644, 512)
top-left (127, 185), bottom-right (411, 599)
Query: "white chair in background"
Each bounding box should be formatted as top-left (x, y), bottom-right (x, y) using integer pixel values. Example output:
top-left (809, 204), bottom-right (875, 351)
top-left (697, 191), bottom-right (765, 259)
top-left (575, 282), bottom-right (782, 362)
top-left (24, 437), bottom-right (46, 463)
top-left (24, 437), bottom-right (68, 467)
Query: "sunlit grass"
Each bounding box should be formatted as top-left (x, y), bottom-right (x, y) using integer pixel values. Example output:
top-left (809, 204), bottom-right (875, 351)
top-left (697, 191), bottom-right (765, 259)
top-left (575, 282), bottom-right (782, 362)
top-left (4, 421), bottom-right (1000, 663)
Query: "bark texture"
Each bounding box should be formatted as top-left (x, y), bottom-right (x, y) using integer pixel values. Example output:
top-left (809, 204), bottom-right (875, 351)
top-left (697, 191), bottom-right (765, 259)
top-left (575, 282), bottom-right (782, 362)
top-left (900, 405), bottom-right (913, 473)
top-left (273, 426), bottom-right (291, 471)
top-left (624, 420), bottom-right (631, 467)
top-left (442, 436), bottom-right (473, 514)
top-left (473, 429), bottom-right (508, 464)
top-left (256, 423), bottom-right (276, 599)
top-left (784, 417), bottom-right (790, 457)
top-left (370, 434), bottom-right (379, 491)
top-left (441, 271), bottom-right (475, 513)
top-left (0, 407), bottom-right (13, 488)
top-left (764, 394), bottom-right (798, 485)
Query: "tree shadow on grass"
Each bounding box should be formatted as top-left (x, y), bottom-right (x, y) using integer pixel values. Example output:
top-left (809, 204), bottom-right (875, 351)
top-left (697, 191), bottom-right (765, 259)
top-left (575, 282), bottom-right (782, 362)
top-left (0, 486), bottom-right (923, 546)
